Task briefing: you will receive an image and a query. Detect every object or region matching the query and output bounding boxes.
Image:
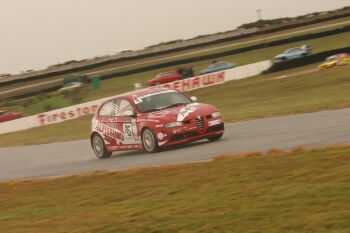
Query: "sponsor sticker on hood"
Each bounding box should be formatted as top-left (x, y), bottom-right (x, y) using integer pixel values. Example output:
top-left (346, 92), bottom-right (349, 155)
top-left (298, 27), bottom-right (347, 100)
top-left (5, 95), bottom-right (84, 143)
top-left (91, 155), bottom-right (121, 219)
top-left (177, 103), bottom-right (200, 121)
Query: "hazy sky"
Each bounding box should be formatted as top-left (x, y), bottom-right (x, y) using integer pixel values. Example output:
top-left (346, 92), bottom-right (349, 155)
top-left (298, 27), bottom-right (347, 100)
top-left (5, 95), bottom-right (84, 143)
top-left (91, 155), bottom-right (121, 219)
top-left (1, 0), bottom-right (350, 74)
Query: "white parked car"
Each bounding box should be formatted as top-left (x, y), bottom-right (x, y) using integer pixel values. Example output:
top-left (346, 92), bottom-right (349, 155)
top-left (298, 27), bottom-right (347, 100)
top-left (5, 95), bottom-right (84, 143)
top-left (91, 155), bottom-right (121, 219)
top-left (58, 82), bottom-right (83, 92)
top-left (275, 45), bottom-right (311, 63)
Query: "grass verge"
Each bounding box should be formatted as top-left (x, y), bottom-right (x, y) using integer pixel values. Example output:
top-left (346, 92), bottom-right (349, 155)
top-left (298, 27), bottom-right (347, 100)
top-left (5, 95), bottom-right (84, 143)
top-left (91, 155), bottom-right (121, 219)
top-left (1, 145), bottom-right (350, 233)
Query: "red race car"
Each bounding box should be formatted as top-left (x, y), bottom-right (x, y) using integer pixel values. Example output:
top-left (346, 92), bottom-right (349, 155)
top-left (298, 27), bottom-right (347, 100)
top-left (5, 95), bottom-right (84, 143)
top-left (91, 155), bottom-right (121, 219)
top-left (90, 88), bottom-right (224, 158)
top-left (147, 71), bottom-right (182, 86)
top-left (0, 110), bottom-right (22, 123)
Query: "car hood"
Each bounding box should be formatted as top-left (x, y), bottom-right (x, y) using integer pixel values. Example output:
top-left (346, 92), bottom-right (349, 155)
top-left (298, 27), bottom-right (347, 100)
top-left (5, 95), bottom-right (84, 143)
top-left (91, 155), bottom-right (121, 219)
top-left (141, 103), bottom-right (218, 122)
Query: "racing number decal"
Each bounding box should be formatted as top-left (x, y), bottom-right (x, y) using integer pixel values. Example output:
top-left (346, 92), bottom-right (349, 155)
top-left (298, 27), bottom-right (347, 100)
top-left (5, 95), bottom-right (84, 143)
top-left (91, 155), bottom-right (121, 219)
top-left (123, 122), bottom-right (139, 141)
top-left (123, 123), bottom-right (132, 139)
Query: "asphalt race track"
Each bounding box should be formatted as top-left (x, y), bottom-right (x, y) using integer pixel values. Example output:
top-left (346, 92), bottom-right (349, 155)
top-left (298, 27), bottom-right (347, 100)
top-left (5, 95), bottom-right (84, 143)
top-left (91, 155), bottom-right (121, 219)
top-left (1, 108), bottom-right (350, 180)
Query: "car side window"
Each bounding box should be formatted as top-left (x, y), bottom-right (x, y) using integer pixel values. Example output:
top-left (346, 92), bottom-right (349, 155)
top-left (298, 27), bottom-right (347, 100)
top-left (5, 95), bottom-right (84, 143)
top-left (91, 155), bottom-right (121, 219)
top-left (99, 101), bottom-right (114, 116)
top-left (99, 99), bottom-right (134, 117)
top-left (114, 99), bottom-right (134, 117)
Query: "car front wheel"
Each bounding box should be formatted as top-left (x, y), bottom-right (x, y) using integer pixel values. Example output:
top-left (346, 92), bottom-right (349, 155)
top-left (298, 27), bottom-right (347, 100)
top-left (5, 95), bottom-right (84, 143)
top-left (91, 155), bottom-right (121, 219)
top-left (142, 128), bottom-right (159, 153)
top-left (92, 134), bottom-right (112, 159)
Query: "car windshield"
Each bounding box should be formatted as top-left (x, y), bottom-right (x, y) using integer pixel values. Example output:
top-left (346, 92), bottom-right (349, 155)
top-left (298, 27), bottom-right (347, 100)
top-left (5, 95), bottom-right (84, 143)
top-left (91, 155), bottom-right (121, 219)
top-left (326, 56), bottom-right (337, 62)
top-left (285, 48), bottom-right (298, 53)
top-left (156, 72), bottom-right (171, 78)
top-left (135, 90), bottom-right (192, 113)
top-left (209, 62), bottom-right (224, 68)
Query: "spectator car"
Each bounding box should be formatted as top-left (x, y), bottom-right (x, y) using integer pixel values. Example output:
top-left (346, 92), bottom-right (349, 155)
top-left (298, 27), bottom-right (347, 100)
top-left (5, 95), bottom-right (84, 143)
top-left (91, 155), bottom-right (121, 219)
top-left (275, 45), bottom-right (310, 63)
top-left (90, 88), bottom-right (224, 158)
top-left (199, 62), bottom-right (235, 75)
top-left (147, 71), bottom-right (182, 86)
top-left (318, 53), bottom-right (350, 69)
top-left (0, 110), bottom-right (22, 123)
top-left (63, 73), bottom-right (88, 86)
top-left (58, 82), bottom-right (83, 92)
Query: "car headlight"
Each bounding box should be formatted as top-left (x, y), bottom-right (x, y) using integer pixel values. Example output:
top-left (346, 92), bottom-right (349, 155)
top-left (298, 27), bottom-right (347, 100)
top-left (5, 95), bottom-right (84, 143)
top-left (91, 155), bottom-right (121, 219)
top-left (166, 122), bottom-right (182, 128)
top-left (212, 112), bottom-right (221, 118)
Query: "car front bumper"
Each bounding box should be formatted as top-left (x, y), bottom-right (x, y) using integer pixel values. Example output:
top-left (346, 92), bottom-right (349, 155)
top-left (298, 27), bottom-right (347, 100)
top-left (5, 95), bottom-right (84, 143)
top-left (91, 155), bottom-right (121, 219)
top-left (154, 117), bottom-right (224, 147)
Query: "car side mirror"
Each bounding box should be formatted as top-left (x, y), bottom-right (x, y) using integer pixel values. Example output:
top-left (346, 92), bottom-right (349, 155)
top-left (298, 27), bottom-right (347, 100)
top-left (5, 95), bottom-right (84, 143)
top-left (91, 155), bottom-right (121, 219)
top-left (190, 96), bottom-right (198, 102)
top-left (123, 110), bottom-right (135, 117)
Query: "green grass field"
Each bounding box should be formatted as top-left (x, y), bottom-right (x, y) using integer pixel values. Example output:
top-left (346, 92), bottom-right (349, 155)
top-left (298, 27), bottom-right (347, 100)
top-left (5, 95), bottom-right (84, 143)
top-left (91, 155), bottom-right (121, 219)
top-left (1, 145), bottom-right (349, 233)
top-left (0, 64), bottom-right (349, 148)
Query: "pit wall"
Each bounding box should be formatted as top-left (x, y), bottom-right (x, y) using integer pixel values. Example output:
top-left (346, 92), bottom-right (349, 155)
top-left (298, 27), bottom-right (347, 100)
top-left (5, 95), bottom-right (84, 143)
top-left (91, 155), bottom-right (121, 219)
top-left (0, 60), bottom-right (271, 134)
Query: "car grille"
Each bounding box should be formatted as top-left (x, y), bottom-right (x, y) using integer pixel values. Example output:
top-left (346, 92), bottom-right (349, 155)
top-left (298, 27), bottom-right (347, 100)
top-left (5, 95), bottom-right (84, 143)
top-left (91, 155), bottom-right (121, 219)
top-left (195, 116), bottom-right (204, 130)
top-left (170, 132), bottom-right (198, 142)
top-left (206, 124), bottom-right (224, 133)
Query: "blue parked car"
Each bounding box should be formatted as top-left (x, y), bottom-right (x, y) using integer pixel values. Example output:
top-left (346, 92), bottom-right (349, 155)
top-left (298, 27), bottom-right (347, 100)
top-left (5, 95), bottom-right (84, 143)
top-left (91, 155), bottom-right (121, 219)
top-left (199, 62), bottom-right (236, 75)
top-left (275, 45), bottom-right (311, 63)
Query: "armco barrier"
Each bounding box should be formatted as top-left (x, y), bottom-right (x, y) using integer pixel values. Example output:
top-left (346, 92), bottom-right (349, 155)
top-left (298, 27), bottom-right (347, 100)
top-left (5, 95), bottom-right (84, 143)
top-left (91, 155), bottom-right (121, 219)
top-left (264, 46), bottom-right (350, 73)
top-left (0, 61), bottom-right (271, 134)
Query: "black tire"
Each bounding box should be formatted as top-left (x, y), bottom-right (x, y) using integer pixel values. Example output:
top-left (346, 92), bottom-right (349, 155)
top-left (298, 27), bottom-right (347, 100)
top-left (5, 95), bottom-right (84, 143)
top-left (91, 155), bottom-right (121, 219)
top-left (91, 133), bottom-right (112, 159)
top-left (142, 128), bottom-right (159, 153)
top-left (207, 133), bottom-right (223, 142)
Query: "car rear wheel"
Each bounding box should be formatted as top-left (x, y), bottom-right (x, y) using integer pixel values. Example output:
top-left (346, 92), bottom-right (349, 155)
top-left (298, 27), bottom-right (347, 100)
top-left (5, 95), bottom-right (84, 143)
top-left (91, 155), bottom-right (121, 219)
top-left (207, 133), bottom-right (223, 142)
top-left (142, 129), bottom-right (159, 153)
top-left (92, 134), bottom-right (112, 159)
